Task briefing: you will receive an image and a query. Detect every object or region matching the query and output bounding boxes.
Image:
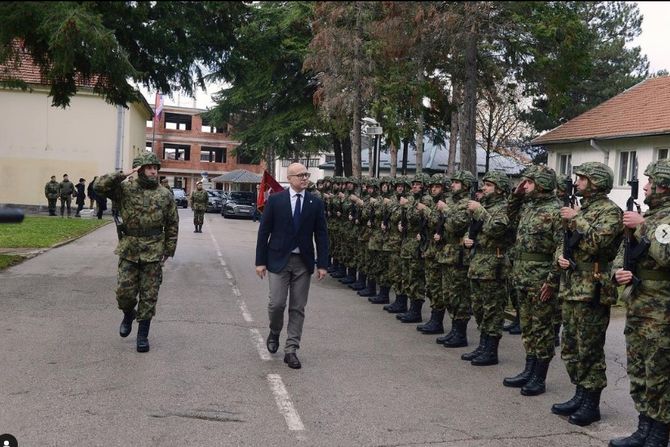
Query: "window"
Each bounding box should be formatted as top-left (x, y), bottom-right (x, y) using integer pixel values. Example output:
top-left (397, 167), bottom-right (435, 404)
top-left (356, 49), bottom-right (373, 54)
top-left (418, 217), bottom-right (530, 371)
top-left (558, 154), bottom-right (572, 175)
top-left (146, 120), bottom-right (153, 128)
top-left (281, 158), bottom-right (320, 168)
top-left (174, 176), bottom-right (185, 189)
top-left (164, 113), bottom-right (192, 131)
top-left (145, 142), bottom-right (152, 152)
top-left (618, 150), bottom-right (637, 186)
top-left (200, 146), bottom-right (227, 163)
top-left (201, 117), bottom-right (225, 133)
top-left (657, 148), bottom-right (669, 160)
top-left (163, 144), bottom-right (191, 161)
top-left (325, 155), bottom-right (336, 164)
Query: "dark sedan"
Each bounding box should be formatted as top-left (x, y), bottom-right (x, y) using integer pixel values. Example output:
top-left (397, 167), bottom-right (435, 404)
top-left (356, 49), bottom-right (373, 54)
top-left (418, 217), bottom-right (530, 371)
top-left (221, 191), bottom-right (259, 219)
top-left (172, 188), bottom-right (188, 208)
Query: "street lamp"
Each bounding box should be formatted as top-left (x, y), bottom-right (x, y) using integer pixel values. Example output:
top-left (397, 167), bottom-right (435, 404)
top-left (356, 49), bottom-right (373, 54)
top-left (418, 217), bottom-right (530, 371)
top-left (361, 118), bottom-right (383, 178)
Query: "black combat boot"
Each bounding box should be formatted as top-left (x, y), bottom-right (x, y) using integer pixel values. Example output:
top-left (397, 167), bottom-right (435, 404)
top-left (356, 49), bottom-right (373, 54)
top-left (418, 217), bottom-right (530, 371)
top-left (642, 419), bottom-right (669, 447)
top-left (554, 323), bottom-right (561, 347)
top-left (399, 299), bottom-right (424, 323)
top-left (327, 261), bottom-right (338, 273)
top-left (340, 267), bottom-right (357, 284)
top-left (136, 320), bottom-right (151, 353)
top-left (503, 356), bottom-right (537, 388)
top-left (461, 333), bottom-right (486, 360)
top-left (552, 385), bottom-right (586, 415)
top-left (369, 286), bottom-right (390, 304)
top-left (521, 358), bottom-right (550, 396)
top-left (384, 294), bottom-right (408, 313)
top-left (507, 317), bottom-right (521, 335)
top-left (471, 335), bottom-right (500, 366)
top-left (350, 272), bottom-right (367, 290)
top-left (358, 279), bottom-right (377, 297)
top-left (330, 263), bottom-right (346, 278)
top-left (444, 319), bottom-right (469, 348)
top-left (609, 414), bottom-right (653, 447)
top-left (194, 225), bottom-right (198, 233)
top-left (503, 312), bottom-right (519, 331)
top-left (119, 309), bottom-right (136, 338)
top-left (417, 309), bottom-right (445, 334)
top-left (436, 320), bottom-right (456, 344)
top-left (568, 388), bottom-right (602, 426)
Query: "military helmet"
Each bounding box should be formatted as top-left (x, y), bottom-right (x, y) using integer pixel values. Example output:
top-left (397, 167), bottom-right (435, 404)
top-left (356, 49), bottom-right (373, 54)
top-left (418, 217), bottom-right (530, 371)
top-left (366, 178), bottom-right (379, 188)
top-left (482, 170), bottom-right (511, 193)
top-left (379, 176), bottom-right (392, 185)
top-left (574, 162), bottom-right (614, 193)
top-left (132, 152), bottom-right (161, 169)
top-left (429, 173), bottom-right (447, 186)
top-left (411, 173), bottom-right (430, 185)
top-left (306, 181), bottom-right (316, 190)
top-left (523, 165), bottom-right (557, 191)
top-left (395, 176), bottom-right (410, 187)
top-left (647, 159), bottom-right (670, 188)
top-left (316, 177), bottom-right (325, 185)
top-left (556, 174), bottom-right (571, 192)
top-left (450, 170), bottom-right (476, 189)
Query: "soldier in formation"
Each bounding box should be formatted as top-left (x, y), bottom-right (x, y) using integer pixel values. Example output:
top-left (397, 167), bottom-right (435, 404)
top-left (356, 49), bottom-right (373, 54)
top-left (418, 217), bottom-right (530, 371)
top-left (95, 152), bottom-right (179, 353)
top-left (190, 180), bottom-right (208, 233)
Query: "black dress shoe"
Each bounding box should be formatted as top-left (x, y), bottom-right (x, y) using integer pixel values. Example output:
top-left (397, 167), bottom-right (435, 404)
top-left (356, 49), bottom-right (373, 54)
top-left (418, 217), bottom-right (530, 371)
top-left (284, 352), bottom-right (301, 369)
top-left (266, 332), bottom-right (279, 353)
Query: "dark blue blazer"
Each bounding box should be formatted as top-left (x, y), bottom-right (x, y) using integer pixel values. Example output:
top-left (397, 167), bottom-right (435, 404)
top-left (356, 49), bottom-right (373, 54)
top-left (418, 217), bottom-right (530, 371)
top-left (255, 189), bottom-right (329, 274)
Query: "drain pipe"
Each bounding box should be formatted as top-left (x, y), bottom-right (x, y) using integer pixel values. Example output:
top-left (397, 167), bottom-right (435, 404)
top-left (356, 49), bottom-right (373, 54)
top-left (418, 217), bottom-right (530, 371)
top-left (590, 139), bottom-right (609, 165)
top-left (115, 105), bottom-right (125, 171)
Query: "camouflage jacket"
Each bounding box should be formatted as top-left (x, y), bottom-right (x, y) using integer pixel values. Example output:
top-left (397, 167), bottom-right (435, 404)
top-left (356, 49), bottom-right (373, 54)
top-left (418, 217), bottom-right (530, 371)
top-left (44, 180), bottom-right (60, 199)
top-left (396, 193), bottom-right (431, 259)
top-left (357, 194), bottom-right (377, 242)
top-left (435, 191), bottom-right (471, 266)
top-left (508, 191), bottom-right (562, 290)
top-left (190, 190), bottom-right (208, 212)
top-left (613, 195), bottom-right (670, 314)
top-left (468, 193), bottom-right (511, 280)
top-left (368, 194), bottom-right (388, 251)
top-left (95, 172), bottom-right (179, 262)
top-left (557, 192), bottom-right (623, 303)
top-left (418, 192), bottom-right (446, 259)
top-left (58, 180), bottom-right (75, 198)
top-left (382, 194), bottom-right (404, 252)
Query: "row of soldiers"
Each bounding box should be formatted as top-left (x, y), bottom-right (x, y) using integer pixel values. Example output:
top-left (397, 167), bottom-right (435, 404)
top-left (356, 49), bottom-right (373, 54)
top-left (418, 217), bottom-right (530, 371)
top-left (308, 160), bottom-right (670, 447)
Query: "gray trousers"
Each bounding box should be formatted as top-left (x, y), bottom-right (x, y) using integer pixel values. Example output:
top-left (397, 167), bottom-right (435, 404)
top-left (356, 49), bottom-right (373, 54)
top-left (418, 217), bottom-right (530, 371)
top-left (268, 254), bottom-right (312, 354)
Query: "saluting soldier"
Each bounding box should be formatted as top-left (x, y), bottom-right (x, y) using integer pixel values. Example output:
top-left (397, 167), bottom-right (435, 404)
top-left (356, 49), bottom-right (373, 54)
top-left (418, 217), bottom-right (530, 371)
top-left (503, 165), bottom-right (562, 396)
top-left (95, 152), bottom-right (179, 353)
top-left (190, 181), bottom-right (208, 233)
top-left (551, 162), bottom-right (623, 426)
top-left (462, 171), bottom-right (512, 366)
top-left (610, 159), bottom-right (670, 447)
top-left (44, 175), bottom-right (60, 216)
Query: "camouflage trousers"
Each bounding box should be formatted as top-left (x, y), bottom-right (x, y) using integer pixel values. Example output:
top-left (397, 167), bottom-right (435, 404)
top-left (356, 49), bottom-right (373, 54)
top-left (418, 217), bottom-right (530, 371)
top-left (116, 258), bottom-right (163, 321)
top-left (425, 257), bottom-right (444, 310)
top-left (625, 314), bottom-right (670, 423)
top-left (401, 256), bottom-right (425, 301)
top-left (60, 197), bottom-right (72, 216)
top-left (367, 249), bottom-right (386, 284)
top-left (356, 239), bottom-right (369, 272)
top-left (47, 198), bottom-right (57, 214)
top-left (561, 301), bottom-right (610, 390)
top-left (470, 279), bottom-right (507, 337)
top-left (518, 286), bottom-right (559, 360)
top-left (442, 265), bottom-right (471, 322)
top-left (384, 251), bottom-right (403, 293)
top-left (193, 210), bottom-right (205, 225)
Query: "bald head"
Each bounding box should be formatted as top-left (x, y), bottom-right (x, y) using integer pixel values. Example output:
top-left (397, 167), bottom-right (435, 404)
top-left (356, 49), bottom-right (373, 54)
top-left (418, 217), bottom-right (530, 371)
top-left (287, 163), bottom-right (310, 192)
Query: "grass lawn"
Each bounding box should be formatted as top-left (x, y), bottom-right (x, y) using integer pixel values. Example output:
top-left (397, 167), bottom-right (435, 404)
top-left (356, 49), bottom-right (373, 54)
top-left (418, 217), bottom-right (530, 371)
top-left (0, 215), bottom-right (109, 248)
top-left (0, 254), bottom-right (24, 269)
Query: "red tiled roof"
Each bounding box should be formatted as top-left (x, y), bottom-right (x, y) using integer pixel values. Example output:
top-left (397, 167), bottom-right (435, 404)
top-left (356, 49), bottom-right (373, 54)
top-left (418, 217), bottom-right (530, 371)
top-left (532, 76), bottom-right (670, 145)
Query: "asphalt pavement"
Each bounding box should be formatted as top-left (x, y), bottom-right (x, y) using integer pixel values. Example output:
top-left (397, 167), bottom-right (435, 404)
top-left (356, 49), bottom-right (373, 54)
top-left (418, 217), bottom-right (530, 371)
top-left (0, 209), bottom-right (639, 446)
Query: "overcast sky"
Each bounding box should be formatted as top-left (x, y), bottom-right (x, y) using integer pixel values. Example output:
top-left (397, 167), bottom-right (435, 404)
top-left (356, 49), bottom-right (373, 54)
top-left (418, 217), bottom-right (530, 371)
top-left (141, 1), bottom-right (670, 109)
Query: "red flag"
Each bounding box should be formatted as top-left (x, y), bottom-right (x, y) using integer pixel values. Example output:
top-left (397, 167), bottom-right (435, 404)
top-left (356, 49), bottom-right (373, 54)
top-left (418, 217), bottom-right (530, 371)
top-left (257, 170), bottom-right (284, 211)
top-left (153, 92), bottom-right (164, 127)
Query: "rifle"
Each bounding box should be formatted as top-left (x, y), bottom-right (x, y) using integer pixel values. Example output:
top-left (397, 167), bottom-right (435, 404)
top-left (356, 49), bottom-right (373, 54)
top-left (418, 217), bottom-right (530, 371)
top-left (468, 184), bottom-right (483, 255)
top-left (623, 163), bottom-right (651, 292)
top-left (417, 208), bottom-right (429, 256)
top-left (562, 177), bottom-right (581, 272)
top-left (0, 208), bottom-right (25, 224)
top-left (400, 206), bottom-right (408, 240)
top-left (113, 209), bottom-right (125, 241)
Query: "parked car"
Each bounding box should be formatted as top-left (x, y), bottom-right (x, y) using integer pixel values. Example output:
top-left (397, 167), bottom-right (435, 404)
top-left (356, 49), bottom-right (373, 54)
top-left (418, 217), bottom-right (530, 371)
top-left (206, 190), bottom-right (223, 213)
top-left (221, 191), bottom-right (258, 219)
top-left (172, 188), bottom-right (188, 208)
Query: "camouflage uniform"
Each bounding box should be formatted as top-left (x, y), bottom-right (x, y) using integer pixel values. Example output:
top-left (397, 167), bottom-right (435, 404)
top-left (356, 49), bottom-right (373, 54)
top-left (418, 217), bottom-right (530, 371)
top-left (339, 178), bottom-right (359, 284)
top-left (367, 177), bottom-right (393, 303)
top-left (551, 161), bottom-right (623, 426)
top-left (503, 166), bottom-right (562, 395)
top-left (95, 152), bottom-right (179, 352)
top-left (436, 170), bottom-right (474, 348)
top-left (464, 171), bottom-right (512, 366)
top-left (610, 159), bottom-right (670, 446)
top-left (383, 178), bottom-right (410, 313)
top-left (190, 187), bottom-right (208, 232)
top-left (44, 178), bottom-right (60, 216)
top-left (355, 178), bottom-right (379, 296)
top-left (58, 176), bottom-right (76, 217)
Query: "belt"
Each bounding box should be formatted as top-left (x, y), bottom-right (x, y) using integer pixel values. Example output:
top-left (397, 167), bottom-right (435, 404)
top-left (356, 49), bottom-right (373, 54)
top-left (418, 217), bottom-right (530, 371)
top-left (517, 253), bottom-right (553, 262)
top-left (575, 260), bottom-right (612, 273)
top-left (124, 228), bottom-right (163, 237)
top-left (638, 269), bottom-right (670, 281)
top-left (476, 247), bottom-right (506, 256)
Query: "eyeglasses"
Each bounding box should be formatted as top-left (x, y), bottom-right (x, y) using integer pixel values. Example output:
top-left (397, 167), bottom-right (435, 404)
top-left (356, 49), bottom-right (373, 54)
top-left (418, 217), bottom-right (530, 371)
top-left (289, 173), bottom-right (311, 179)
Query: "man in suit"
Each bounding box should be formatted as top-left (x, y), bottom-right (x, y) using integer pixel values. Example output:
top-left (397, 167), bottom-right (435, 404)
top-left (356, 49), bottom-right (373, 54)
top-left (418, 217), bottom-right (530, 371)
top-left (255, 163), bottom-right (329, 369)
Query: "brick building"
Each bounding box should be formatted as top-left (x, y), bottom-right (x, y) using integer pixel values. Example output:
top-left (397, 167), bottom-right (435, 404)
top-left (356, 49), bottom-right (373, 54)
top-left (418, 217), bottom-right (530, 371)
top-left (146, 104), bottom-right (264, 193)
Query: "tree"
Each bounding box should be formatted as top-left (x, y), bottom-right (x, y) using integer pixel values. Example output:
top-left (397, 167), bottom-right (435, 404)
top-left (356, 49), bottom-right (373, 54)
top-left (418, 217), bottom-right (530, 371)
top-left (0, 1), bottom-right (245, 107)
top-left (205, 2), bottom-right (326, 169)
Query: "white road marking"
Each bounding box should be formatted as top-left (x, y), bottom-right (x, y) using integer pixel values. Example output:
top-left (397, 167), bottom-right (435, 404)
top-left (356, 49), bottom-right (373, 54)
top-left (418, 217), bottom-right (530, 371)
top-left (267, 374), bottom-right (305, 431)
top-left (249, 328), bottom-right (271, 361)
top-left (239, 301), bottom-right (253, 322)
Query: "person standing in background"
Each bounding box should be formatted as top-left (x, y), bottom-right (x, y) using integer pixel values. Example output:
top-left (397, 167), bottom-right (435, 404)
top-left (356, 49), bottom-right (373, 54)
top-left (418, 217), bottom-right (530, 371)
top-left (74, 178), bottom-right (86, 217)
